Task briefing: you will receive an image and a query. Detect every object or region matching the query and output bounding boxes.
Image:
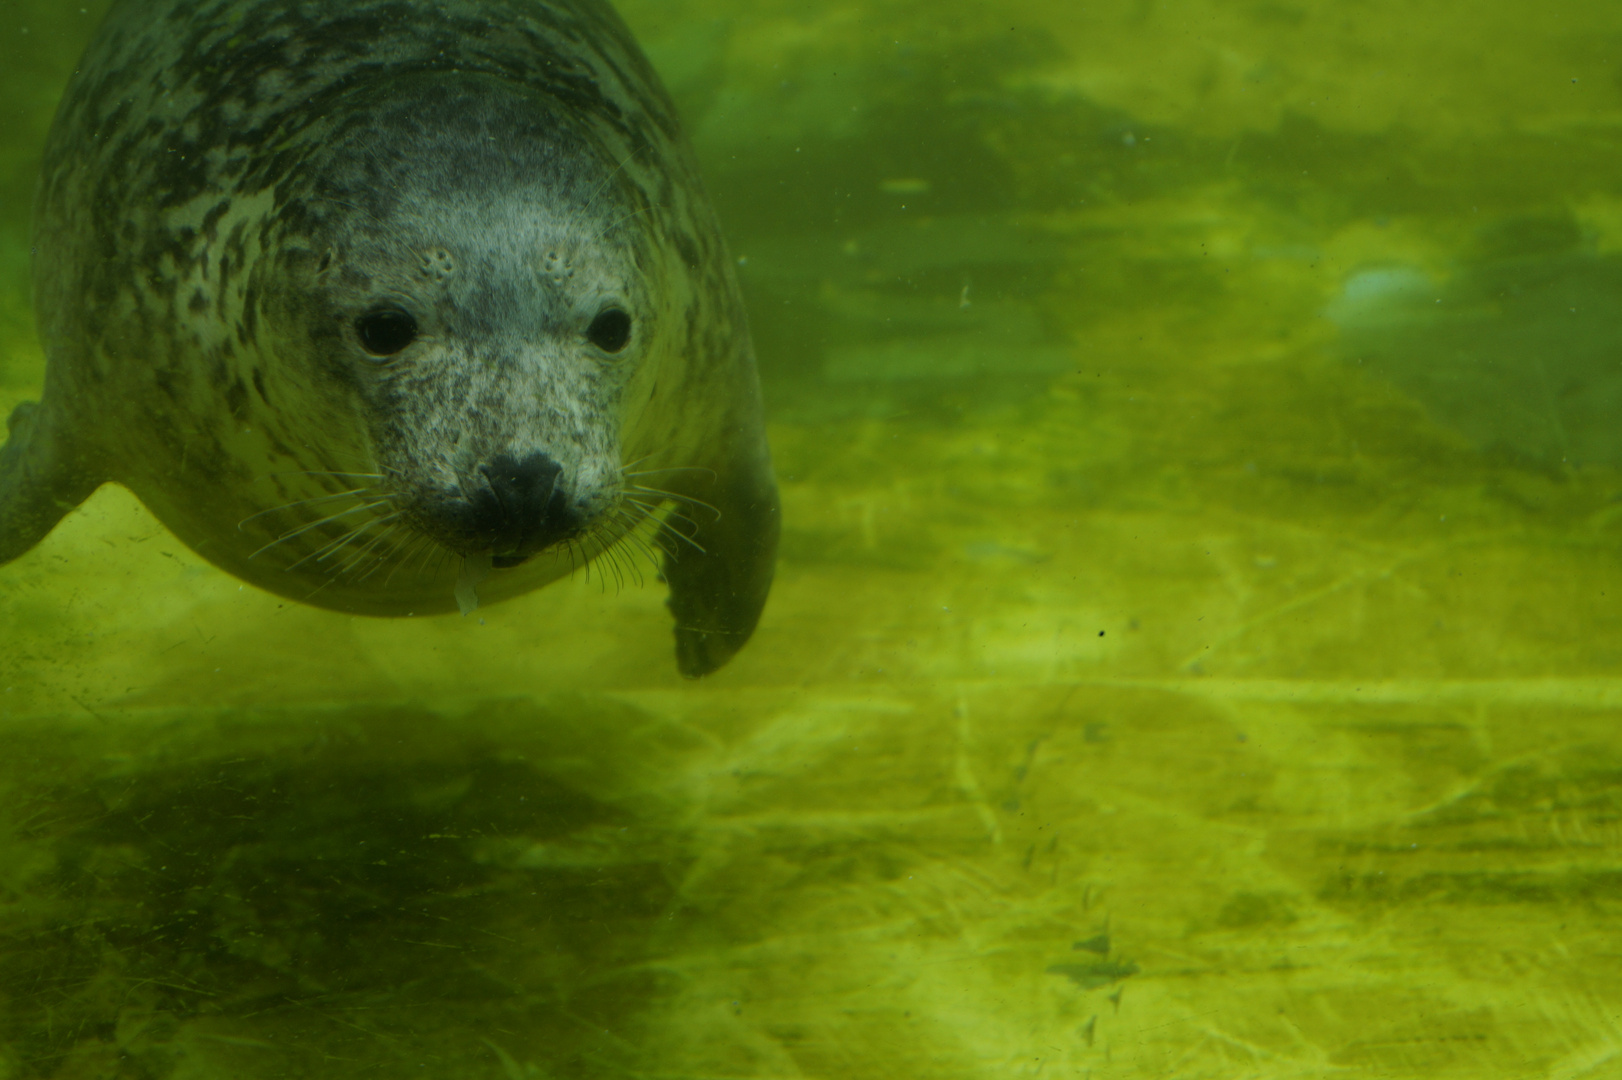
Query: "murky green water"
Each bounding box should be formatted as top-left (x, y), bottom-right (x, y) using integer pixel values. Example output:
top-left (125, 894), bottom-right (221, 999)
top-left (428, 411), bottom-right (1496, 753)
top-left (6, 1), bottom-right (1622, 1076)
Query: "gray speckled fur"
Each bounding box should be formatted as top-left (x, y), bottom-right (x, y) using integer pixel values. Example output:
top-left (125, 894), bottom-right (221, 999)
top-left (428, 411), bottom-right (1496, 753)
top-left (1, 0), bottom-right (778, 676)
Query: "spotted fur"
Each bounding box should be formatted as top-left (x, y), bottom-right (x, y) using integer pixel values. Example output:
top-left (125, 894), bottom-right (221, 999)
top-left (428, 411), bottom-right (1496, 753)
top-left (1, 0), bottom-right (779, 676)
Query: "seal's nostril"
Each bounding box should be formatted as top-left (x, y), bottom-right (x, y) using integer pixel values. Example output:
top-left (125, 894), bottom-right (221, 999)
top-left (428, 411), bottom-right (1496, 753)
top-left (467, 452), bottom-right (583, 557)
top-left (480, 452), bottom-right (562, 513)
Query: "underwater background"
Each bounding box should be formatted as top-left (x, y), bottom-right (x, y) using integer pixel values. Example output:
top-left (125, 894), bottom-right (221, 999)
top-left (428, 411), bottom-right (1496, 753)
top-left (7, 0), bottom-right (1622, 1076)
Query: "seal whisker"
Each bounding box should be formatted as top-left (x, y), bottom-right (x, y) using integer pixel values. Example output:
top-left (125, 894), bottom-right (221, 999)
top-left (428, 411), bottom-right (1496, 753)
top-left (616, 501), bottom-right (680, 560)
top-left (618, 451), bottom-right (662, 474)
top-left (266, 470), bottom-right (386, 481)
top-left (646, 513), bottom-right (707, 556)
top-left (601, 542), bottom-right (626, 593)
top-left (300, 576), bottom-right (344, 603)
top-left (616, 447), bottom-right (713, 479)
top-left (616, 449), bottom-right (707, 477)
top-left (624, 496), bottom-right (706, 542)
top-left (325, 514), bottom-right (400, 562)
top-left (607, 505), bottom-right (664, 573)
top-left (620, 530), bottom-right (664, 574)
top-left (626, 483), bottom-right (721, 521)
top-left (248, 499), bottom-right (394, 561)
top-left (289, 508), bottom-right (402, 572)
top-left (628, 505), bottom-right (699, 539)
top-left (607, 503), bottom-right (646, 534)
top-left (296, 520), bottom-right (398, 598)
top-left (347, 526), bottom-right (412, 582)
top-left (330, 515), bottom-right (405, 576)
top-left (603, 518), bottom-right (652, 583)
top-left (622, 492), bottom-right (679, 513)
top-left (616, 494), bottom-right (701, 558)
top-left (372, 532), bottom-right (415, 586)
top-left (414, 536), bottom-right (449, 580)
top-left (390, 536), bottom-right (428, 584)
top-left (285, 527), bottom-right (372, 572)
top-left (384, 533), bottom-right (434, 588)
top-left (612, 547), bottom-right (639, 591)
top-left (284, 515), bottom-right (392, 572)
top-left (606, 540), bottom-right (646, 588)
top-left (613, 496), bottom-right (677, 548)
top-left (626, 480), bottom-right (717, 505)
top-left (371, 525), bottom-right (421, 573)
top-left (594, 541), bottom-right (619, 593)
top-left (604, 526), bottom-right (640, 590)
top-left (584, 146), bottom-right (641, 213)
top-left (621, 466), bottom-right (717, 481)
top-left (335, 537), bottom-right (389, 578)
top-left (310, 194), bottom-right (365, 214)
top-left (592, 205), bottom-right (654, 244)
top-left (562, 144), bottom-right (644, 238)
top-left (238, 487), bottom-right (375, 529)
top-left (279, 499), bottom-right (391, 540)
top-left (409, 535), bottom-right (443, 579)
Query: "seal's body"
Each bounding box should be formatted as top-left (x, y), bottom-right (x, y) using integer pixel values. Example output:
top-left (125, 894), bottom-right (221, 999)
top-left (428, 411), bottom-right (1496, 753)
top-left (0, 0), bottom-right (778, 675)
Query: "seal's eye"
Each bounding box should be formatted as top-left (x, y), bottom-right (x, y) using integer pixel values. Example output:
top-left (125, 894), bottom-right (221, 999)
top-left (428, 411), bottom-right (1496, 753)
top-left (587, 308), bottom-right (632, 353)
top-left (355, 309), bottom-right (418, 357)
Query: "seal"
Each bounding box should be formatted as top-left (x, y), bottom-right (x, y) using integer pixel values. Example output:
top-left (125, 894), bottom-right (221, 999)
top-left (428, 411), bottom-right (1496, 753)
top-left (0, 0), bottom-right (779, 676)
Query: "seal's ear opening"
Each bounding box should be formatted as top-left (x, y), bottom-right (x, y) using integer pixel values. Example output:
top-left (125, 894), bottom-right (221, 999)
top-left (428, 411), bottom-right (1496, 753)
top-left (0, 400), bottom-right (103, 567)
top-left (662, 465), bottom-right (780, 678)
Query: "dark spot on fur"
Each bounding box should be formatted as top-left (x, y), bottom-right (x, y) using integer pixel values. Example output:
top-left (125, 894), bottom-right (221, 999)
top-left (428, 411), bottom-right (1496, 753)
top-left (202, 199), bottom-right (231, 237)
top-left (252, 367), bottom-right (269, 402)
top-left (189, 288), bottom-right (208, 313)
top-left (225, 376), bottom-right (250, 418)
top-left (154, 368), bottom-right (180, 400)
top-left (214, 256), bottom-right (232, 317)
top-left (674, 230), bottom-right (700, 270)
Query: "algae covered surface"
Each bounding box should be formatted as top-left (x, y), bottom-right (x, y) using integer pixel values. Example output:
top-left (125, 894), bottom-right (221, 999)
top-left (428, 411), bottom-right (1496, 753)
top-left (6, 0), bottom-right (1622, 1076)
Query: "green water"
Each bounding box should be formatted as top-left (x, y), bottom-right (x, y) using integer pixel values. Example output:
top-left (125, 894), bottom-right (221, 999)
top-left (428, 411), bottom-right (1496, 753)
top-left (5, 1), bottom-right (1622, 1076)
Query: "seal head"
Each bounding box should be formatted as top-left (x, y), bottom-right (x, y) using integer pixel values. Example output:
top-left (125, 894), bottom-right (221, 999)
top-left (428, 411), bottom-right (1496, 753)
top-left (273, 76), bottom-right (649, 567)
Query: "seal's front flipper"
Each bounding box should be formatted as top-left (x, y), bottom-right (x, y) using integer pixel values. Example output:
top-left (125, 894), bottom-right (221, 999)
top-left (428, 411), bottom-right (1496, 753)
top-left (662, 446), bottom-right (780, 678)
top-left (0, 401), bottom-right (101, 566)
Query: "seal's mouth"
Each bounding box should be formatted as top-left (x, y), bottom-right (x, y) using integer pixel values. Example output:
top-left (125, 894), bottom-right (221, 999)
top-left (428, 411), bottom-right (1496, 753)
top-left (491, 554), bottom-right (531, 570)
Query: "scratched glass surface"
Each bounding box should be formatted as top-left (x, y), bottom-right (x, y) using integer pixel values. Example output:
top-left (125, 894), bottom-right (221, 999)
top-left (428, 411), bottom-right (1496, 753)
top-left (4, 1), bottom-right (1622, 1077)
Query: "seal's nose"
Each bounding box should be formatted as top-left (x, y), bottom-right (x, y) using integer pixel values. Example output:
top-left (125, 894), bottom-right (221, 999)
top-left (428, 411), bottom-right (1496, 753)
top-left (466, 452), bottom-right (583, 563)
